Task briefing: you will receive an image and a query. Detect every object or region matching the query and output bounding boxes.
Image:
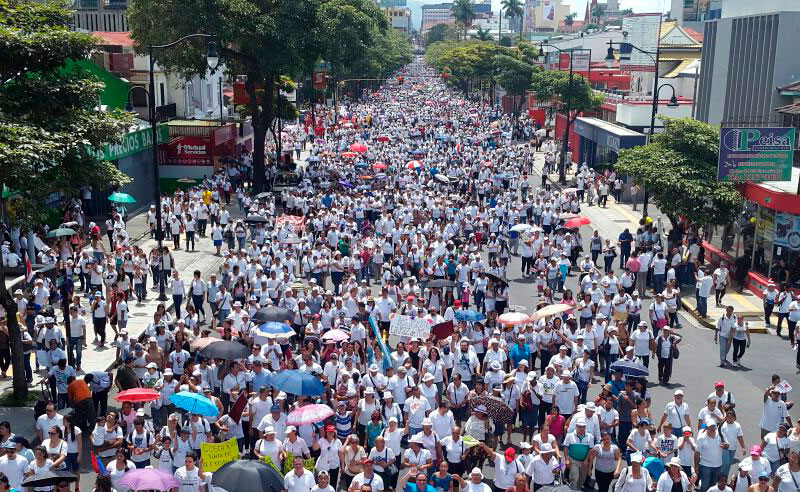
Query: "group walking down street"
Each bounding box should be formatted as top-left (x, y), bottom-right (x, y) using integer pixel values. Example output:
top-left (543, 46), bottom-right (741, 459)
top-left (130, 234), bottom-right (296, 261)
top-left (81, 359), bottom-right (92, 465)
top-left (2, 56), bottom-right (800, 492)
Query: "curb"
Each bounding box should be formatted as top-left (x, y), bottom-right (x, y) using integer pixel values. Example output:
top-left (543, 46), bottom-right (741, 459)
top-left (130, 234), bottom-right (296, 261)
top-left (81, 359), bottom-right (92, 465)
top-left (678, 298), bottom-right (768, 334)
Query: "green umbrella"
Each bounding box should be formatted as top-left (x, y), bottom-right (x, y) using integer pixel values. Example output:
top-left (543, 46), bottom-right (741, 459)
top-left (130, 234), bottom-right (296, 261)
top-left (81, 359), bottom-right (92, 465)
top-left (46, 228), bottom-right (76, 238)
top-left (108, 192), bottom-right (135, 203)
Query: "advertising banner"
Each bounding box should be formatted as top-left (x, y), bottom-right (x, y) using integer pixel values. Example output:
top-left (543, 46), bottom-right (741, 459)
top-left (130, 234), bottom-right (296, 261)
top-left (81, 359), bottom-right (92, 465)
top-left (620, 14), bottom-right (661, 72)
top-left (167, 135), bottom-right (213, 160)
top-left (774, 212), bottom-right (800, 250)
top-left (717, 127), bottom-right (795, 182)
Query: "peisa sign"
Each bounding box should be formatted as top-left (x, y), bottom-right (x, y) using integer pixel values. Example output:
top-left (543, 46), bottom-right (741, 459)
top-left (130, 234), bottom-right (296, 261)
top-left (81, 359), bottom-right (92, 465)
top-left (389, 314), bottom-right (432, 339)
top-left (718, 127), bottom-right (795, 182)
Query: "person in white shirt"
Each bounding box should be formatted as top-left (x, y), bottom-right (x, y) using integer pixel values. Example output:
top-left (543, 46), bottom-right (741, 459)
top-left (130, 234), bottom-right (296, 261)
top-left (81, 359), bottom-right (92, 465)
top-left (694, 419), bottom-right (724, 492)
top-left (351, 459), bottom-right (385, 492)
top-left (760, 388), bottom-right (791, 438)
top-left (715, 306), bottom-right (736, 367)
top-left (311, 470), bottom-right (336, 492)
top-left (659, 390), bottom-right (691, 433)
top-left (0, 441), bottom-right (30, 490)
top-left (284, 456), bottom-right (316, 492)
top-left (174, 451), bottom-right (206, 492)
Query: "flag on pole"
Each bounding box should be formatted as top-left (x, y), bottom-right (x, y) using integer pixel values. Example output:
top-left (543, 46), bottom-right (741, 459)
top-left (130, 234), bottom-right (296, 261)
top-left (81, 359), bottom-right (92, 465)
top-left (368, 315), bottom-right (392, 372)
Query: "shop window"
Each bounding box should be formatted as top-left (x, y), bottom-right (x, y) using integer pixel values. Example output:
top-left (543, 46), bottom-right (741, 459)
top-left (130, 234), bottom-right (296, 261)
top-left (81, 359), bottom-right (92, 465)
top-left (752, 205), bottom-right (775, 279)
top-left (770, 211), bottom-right (800, 286)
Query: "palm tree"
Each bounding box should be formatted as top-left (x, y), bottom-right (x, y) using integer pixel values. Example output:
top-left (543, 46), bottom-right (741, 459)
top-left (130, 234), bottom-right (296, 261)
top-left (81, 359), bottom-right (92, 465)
top-left (564, 12), bottom-right (576, 26)
top-left (501, 0), bottom-right (524, 40)
top-left (471, 27), bottom-right (492, 41)
top-left (451, 0), bottom-right (475, 40)
top-left (591, 4), bottom-right (605, 24)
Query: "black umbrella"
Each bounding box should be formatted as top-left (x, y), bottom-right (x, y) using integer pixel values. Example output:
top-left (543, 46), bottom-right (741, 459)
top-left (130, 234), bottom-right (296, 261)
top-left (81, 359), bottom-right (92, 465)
top-left (426, 278), bottom-right (456, 288)
top-left (251, 306), bottom-right (294, 324)
top-left (200, 340), bottom-right (250, 360)
top-left (485, 272), bottom-right (509, 287)
top-left (245, 214), bottom-right (268, 224)
top-left (211, 459), bottom-right (284, 492)
top-left (22, 472), bottom-right (78, 488)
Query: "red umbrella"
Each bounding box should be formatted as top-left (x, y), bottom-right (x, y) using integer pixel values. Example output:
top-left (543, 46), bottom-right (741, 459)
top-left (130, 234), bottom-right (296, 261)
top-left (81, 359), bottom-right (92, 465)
top-left (350, 143), bottom-right (368, 153)
top-left (407, 160), bottom-right (422, 169)
top-left (565, 216), bottom-right (591, 228)
top-left (115, 388), bottom-right (160, 403)
top-left (342, 152), bottom-right (357, 158)
top-left (377, 135), bottom-right (390, 142)
top-left (373, 163), bottom-right (388, 171)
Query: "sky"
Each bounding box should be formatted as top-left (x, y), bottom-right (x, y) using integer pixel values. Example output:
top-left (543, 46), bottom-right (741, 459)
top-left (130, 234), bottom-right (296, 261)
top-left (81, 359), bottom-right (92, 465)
top-left (569, 0), bottom-right (669, 15)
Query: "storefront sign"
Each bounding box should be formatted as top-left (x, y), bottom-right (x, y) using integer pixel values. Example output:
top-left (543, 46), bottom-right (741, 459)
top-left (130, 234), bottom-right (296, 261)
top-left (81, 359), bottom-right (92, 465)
top-left (718, 127), bottom-right (795, 182)
top-left (774, 212), bottom-right (800, 250)
top-left (87, 125), bottom-right (168, 161)
top-left (167, 136), bottom-right (212, 159)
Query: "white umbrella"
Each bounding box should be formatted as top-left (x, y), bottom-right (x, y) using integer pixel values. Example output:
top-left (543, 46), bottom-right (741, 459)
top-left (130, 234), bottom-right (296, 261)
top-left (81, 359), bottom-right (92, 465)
top-left (510, 223), bottom-right (535, 233)
top-left (531, 304), bottom-right (573, 321)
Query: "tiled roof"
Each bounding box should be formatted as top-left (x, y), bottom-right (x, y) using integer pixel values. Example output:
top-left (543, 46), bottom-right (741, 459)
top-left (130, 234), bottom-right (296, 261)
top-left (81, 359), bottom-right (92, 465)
top-left (92, 31), bottom-right (135, 47)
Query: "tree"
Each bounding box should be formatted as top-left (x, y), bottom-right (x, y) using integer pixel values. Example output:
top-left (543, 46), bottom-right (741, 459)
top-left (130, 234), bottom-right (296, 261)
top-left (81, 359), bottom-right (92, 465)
top-left (129, 0), bottom-right (386, 192)
top-left (495, 54), bottom-right (535, 116)
top-left (564, 13), bottom-right (576, 26)
top-left (530, 69), bottom-right (603, 182)
top-left (471, 28), bottom-right (493, 41)
top-left (0, 0), bottom-right (132, 398)
top-left (615, 117), bottom-right (743, 227)
top-left (426, 23), bottom-right (457, 45)
top-left (451, 0), bottom-right (475, 40)
top-left (501, 0), bottom-right (524, 39)
top-left (591, 4), bottom-right (605, 24)
top-left (499, 36), bottom-right (513, 47)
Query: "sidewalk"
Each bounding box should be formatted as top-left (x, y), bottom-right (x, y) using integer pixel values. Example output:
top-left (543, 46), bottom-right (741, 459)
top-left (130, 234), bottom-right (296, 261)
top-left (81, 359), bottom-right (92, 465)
top-left (0, 207), bottom-right (241, 394)
top-left (531, 154), bottom-right (770, 334)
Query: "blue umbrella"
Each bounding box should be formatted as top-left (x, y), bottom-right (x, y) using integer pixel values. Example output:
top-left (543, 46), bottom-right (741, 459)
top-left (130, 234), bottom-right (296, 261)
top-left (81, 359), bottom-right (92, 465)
top-left (610, 359), bottom-right (649, 378)
top-left (455, 310), bottom-right (487, 322)
top-left (355, 162), bottom-right (368, 169)
top-left (170, 391), bottom-right (219, 416)
top-left (410, 149), bottom-right (425, 156)
top-left (257, 322), bottom-right (294, 336)
top-left (269, 370), bottom-right (325, 396)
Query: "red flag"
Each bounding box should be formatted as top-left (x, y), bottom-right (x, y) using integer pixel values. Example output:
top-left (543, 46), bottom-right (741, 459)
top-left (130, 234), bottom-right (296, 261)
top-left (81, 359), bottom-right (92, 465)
top-left (228, 390), bottom-right (248, 423)
top-left (25, 256), bottom-right (33, 283)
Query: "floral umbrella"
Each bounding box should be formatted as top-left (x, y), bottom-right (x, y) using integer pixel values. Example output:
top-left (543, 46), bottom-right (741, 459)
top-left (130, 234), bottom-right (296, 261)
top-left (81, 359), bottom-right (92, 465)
top-left (286, 404), bottom-right (334, 426)
top-left (469, 395), bottom-right (514, 424)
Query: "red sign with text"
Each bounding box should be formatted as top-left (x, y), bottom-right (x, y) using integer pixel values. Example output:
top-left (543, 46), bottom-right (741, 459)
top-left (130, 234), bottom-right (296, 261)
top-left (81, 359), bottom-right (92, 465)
top-left (167, 135), bottom-right (212, 159)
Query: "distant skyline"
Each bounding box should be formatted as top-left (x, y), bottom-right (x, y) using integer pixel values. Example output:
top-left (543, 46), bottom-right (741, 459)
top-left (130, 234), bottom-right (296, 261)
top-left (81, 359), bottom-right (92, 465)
top-left (487, 0), bottom-right (670, 16)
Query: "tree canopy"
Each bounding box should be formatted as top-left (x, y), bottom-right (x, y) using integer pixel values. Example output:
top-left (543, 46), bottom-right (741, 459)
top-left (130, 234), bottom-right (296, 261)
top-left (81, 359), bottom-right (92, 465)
top-left (615, 117), bottom-right (743, 226)
top-left (530, 68), bottom-right (603, 121)
top-left (425, 23), bottom-right (458, 46)
top-left (0, 0), bottom-right (133, 398)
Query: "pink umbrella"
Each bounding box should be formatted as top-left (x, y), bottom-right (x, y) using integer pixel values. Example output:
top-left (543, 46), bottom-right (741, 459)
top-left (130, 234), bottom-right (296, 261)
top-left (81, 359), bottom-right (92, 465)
top-left (286, 403), bottom-right (334, 426)
top-left (565, 216), bottom-right (591, 228)
top-left (350, 143), bottom-right (368, 153)
top-left (342, 151), bottom-right (358, 158)
top-left (373, 163), bottom-right (388, 171)
top-left (322, 329), bottom-right (350, 343)
top-left (118, 468), bottom-right (180, 491)
top-left (377, 135), bottom-right (390, 142)
top-left (498, 312), bottom-right (531, 326)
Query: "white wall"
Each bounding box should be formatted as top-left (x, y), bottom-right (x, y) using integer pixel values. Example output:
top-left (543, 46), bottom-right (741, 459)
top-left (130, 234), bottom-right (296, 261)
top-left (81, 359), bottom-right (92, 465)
top-left (544, 31), bottom-right (625, 63)
top-left (615, 101), bottom-right (692, 129)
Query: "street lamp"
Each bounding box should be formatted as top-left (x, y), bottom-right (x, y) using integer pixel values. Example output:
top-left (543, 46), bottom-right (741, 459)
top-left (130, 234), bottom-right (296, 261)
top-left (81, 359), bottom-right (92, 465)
top-left (539, 43), bottom-right (591, 185)
top-left (604, 39), bottom-right (669, 220)
top-left (124, 34), bottom-right (218, 301)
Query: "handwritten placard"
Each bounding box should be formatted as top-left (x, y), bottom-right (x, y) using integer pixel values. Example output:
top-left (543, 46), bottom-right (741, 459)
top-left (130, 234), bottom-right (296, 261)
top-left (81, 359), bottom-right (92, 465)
top-left (200, 438), bottom-right (239, 472)
top-left (389, 315), bottom-right (431, 339)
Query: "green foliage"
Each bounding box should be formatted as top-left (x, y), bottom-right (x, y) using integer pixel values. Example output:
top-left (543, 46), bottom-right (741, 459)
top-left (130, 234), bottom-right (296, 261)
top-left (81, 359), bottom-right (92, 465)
top-left (501, 0), bottom-right (524, 25)
top-left (494, 53), bottom-right (534, 114)
top-left (564, 13), bottom-right (576, 25)
top-left (499, 36), bottom-right (513, 47)
top-left (0, 0), bottom-right (132, 227)
top-left (451, 0), bottom-right (475, 37)
top-left (615, 117), bottom-right (743, 226)
top-left (426, 40), bottom-right (505, 93)
top-left (471, 28), bottom-right (493, 41)
top-left (530, 69), bottom-right (603, 117)
top-left (426, 23), bottom-right (457, 45)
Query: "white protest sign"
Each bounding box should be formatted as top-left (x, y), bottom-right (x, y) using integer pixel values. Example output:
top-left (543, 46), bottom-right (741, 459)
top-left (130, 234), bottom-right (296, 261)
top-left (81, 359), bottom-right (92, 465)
top-left (389, 315), bottom-right (432, 339)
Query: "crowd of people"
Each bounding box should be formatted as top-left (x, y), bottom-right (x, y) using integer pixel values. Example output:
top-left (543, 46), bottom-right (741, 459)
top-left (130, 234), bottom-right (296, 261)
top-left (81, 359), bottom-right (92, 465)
top-left (1, 57), bottom-right (799, 492)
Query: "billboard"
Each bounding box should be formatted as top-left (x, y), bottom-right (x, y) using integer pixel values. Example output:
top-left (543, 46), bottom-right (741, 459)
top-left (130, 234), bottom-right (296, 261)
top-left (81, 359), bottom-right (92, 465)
top-left (717, 127), bottom-right (795, 182)
top-left (620, 14), bottom-right (661, 72)
top-left (545, 51), bottom-right (590, 71)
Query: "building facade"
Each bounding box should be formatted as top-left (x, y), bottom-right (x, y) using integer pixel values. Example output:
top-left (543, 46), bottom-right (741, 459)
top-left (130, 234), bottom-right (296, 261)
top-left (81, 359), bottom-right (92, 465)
top-left (383, 7), bottom-right (413, 32)
top-left (72, 0), bottom-right (129, 31)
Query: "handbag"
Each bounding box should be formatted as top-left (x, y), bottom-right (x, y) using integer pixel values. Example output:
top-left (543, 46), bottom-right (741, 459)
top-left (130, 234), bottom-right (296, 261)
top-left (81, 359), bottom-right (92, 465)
top-left (655, 319), bottom-right (668, 330)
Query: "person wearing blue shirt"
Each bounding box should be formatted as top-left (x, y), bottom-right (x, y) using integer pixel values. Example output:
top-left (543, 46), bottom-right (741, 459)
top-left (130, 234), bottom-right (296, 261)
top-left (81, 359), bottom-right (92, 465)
top-left (399, 469), bottom-right (437, 492)
top-left (509, 336), bottom-right (531, 368)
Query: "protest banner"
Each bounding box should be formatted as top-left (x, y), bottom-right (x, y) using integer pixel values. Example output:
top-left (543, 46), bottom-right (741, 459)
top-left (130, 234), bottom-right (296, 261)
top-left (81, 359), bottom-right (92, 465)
top-left (200, 438), bottom-right (239, 472)
top-left (389, 314), bottom-right (432, 339)
top-left (282, 450), bottom-right (316, 474)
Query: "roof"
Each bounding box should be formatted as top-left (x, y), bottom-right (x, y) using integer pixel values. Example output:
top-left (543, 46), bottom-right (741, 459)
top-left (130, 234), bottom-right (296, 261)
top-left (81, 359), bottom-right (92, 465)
top-left (777, 80), bottom-right (800, 92)
top-left (92, 31), bottom-right (134, 47)
top-left (663, 59), bottom-right (696, 78)
top-left (659, 21), bottom-right (702, 48)
top-left (775, 103), bottom-right (800, 115)
top-left (683, 27), bottom-right (703, 43)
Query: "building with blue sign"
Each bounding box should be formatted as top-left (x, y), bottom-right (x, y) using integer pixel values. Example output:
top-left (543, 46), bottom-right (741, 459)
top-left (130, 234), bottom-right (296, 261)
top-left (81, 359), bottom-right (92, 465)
top-left (572, 117), bottom-right (647, 168)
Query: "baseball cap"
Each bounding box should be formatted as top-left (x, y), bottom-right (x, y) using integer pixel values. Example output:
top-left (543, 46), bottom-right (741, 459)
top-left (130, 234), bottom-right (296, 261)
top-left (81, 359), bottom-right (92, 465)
top-left (750, 445), bottom-right (762, 456)
top-left (505, 447), bottom-right (515, 462)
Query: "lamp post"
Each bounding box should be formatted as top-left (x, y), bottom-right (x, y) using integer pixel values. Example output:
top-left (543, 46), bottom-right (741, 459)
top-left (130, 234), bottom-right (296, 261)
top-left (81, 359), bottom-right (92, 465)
top-left (125, 34), bottom-right (219, 301)
top-left (538, 43), bottom-right (590, 184)
top-left (604, 40), bottom-right (678, 220)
